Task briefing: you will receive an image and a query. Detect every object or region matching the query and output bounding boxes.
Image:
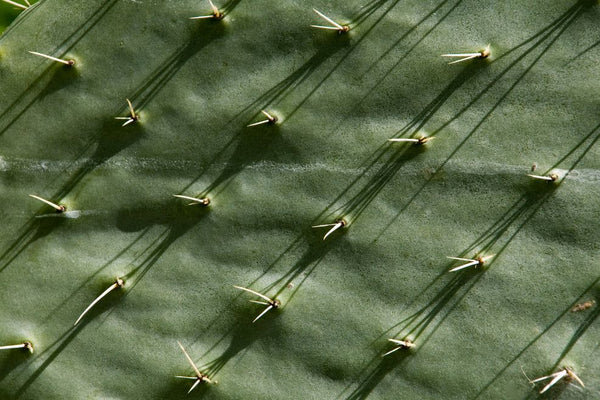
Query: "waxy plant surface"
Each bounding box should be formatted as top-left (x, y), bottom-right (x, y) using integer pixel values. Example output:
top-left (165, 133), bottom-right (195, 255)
top-left (0, 0), bottom-right (599, 399)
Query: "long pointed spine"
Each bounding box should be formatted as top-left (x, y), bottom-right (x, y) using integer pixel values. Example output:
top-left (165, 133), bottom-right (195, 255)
top-left (177, 341), bottom-right (202, 376)
top-left (187, 379), bottom-right (202, 394)
top-left (233, 285), bottom-right (273, 303)
top-left (29, 194), bottom-right (65, 212)
top-left (74, 278), bottom-right (124, 326)
top-left (448, 260), bottom-right (479, 272)
top-left (28, 51), bottom-right (73, 65)
top-left (0, 342), bottom-right (33, 353)
top-left (312, 8), bottom-right (343, 30)
top-left (540, 371), bottom-right (568, 394)
top-left (252, 304), bottom-right (274, 323)
top-left (2, 0), bottom-right (28, 10)
top-left (323, 222), bottom-right (343, 240)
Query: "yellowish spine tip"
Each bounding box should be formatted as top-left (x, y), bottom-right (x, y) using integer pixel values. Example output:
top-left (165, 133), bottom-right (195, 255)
top-left (24, 341), bottom-right (34, 353)
top-left (480, 46), bottom-right (491, 58)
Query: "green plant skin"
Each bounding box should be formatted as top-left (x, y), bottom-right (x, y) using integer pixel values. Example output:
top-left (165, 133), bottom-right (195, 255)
top-left (0, 0), bottom-right (599, 398)
top-left (0, 1), bottom-right (32, 34)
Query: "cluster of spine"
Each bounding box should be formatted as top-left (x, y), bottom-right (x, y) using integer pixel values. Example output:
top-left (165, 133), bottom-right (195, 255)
top-left (1, 0), bottom-right (595, 397)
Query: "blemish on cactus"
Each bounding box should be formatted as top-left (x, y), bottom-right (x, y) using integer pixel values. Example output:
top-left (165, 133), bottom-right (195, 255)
top-left (571, 300), bottom-right (595, 312)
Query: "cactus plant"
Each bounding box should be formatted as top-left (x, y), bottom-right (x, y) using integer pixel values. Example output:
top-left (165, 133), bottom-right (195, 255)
top-left (0, 0), bottom-right (599, 399)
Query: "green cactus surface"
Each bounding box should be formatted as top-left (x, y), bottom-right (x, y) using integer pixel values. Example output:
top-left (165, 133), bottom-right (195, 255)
top-left (0, 0), bottom-right (599, 399)
top-left (0, 1), bottom-right (35, 34)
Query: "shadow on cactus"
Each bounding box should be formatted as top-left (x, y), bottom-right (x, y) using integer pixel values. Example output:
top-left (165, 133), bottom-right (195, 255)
top-left (429, 0), bottom-right (587, 143)
top-left (118, 198), bottom-right (210, 292)
top-left (343, 351), bottom-right (412, 400)
top-left (370, 1), bottom-right (589, 246)
top-left (0, 215), bottom-right (65, 273)
top-left (234, 36), bottom-right (352, 123)
top-left (0, 120), bottom-right (143, 273)
top-left (202, 317), bottom-right (283, 378)
top-left (471, 128), bottom-right (600, 398)
top-left (36, 60), bottom-right (80, 99)
top-left (361, 0), bottom-right (463, 76)
top-left (17, 277), bottom-right (128, 395)
top-left (0, 0), bottom-right (120, 136)
top-left (324, 142), bottom-right (431, 225)
top-left (0, 0), bottom-right (599, 398)
top-left (474, 276), bottom-right (600, 399)
top-left (0, 342), bottom-right (33, 383)
top-left (15, 296), bottom-right (121, 398)
top-left (389, 268), bottom-right (481, 345)
top-left (269, 231), bottom-right (340, 299)
top-left (344, 64), bottom-right (480, 243)
top-left (554, 287), bottom-right (600, 366)
top-left (349, 0), bottom-right (403, 29)
top-left (129, 21), bottom-right (228, 112)
top-left (0, 61), bottom-right (77, 137)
